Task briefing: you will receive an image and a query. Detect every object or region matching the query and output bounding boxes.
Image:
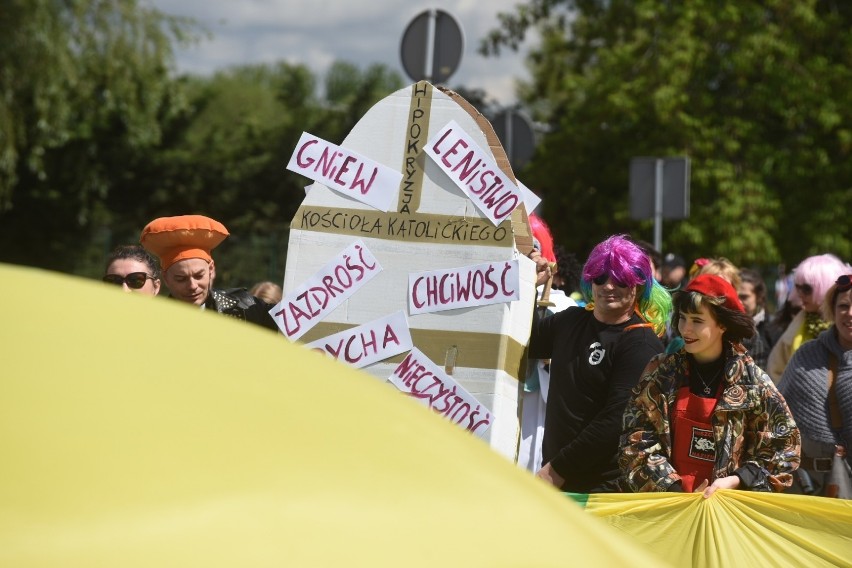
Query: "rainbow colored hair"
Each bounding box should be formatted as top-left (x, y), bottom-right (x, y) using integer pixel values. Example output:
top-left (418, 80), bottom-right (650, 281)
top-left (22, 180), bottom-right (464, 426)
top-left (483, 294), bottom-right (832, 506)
top-left (580, 234), bottom-right (672, 336)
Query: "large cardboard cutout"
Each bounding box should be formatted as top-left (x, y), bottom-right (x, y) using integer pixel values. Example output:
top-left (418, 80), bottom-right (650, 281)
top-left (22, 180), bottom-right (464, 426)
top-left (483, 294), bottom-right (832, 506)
top-left (282, 82), bottom-right (535, 460)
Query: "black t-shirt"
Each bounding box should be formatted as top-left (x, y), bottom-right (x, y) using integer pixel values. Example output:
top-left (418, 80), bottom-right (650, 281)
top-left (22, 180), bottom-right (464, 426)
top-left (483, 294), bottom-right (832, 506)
top-left (530, 306), bottom-right (664, 492)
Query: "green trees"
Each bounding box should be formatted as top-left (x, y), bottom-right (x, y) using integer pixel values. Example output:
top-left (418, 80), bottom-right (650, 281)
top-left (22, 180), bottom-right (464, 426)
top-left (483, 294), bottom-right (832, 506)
top-left (0, 1), bottom-right (403, 285)
top-left (0, 0), bottom-right (195, 272)
top-left (482, 0), bottom-right (852, 266)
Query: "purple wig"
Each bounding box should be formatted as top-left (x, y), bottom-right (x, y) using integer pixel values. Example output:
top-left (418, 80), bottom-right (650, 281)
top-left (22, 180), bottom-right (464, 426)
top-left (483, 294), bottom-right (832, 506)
top-left (579, 234), bottom-right (673, 336)
top-left (581, 235), bottom-right (653, 299)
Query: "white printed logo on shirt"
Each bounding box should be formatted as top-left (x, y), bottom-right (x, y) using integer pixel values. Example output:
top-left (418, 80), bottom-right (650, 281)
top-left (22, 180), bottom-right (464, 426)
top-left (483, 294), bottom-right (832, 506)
top-left (588, 342), bottom-right (605, 365)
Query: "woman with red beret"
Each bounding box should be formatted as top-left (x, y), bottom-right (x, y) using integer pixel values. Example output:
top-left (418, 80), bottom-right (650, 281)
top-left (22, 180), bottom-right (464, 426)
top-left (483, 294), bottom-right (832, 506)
top-left (619, 274), bottom-right (801, 497)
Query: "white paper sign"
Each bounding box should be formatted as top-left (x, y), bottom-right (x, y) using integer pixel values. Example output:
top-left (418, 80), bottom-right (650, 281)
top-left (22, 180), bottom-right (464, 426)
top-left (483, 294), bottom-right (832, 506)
top-left (270, 240), bottom-right (382, 340)
top-left (388, 347), bottom-right (492, 435)
top-left (424, 120), bottom-right (523, 225)
top-left (408, 260), bottom-right (520, 315)
top-left (517, 180), bottom-right (542, 214)
top-left (287, 131), bottom-right (402, 212)
top-left (305, 311), bottom-right (413, 369)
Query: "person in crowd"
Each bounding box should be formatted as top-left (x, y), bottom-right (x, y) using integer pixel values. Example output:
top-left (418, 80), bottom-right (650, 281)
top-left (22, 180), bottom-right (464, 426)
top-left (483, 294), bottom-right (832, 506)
top-left (140, 214), bottom-right (278, 331)
top-left (660, 253), bottom-right (687, 290)
top-left (519, 215), bottom-right (576, 473)
top-left (249, 281), bottom-right (283, 305)
top-left (775, 263), bottom-right (794, 311)
top-left (692, 257), bottom-right (741, 289)
top-left (778, 274), bottom-right (852, 497)
top-left (620, 274), bottom-right (800, 497)
top-left (665, 256), bottom-right (743, 352)
top-left (767, 254), bottom-right (849, 382)
top-left (635, 240), bottom-right (663, 282)
top-left (528, 234), bottom-right (672, 492)
top-left (552, 244), bottom-right (584, 307)
top-left (767, 292), bottom-right (802, 347)
top-left (102, 244), bottom-right (161, 296)
top-left (738, 268), bottom-right (775, 370)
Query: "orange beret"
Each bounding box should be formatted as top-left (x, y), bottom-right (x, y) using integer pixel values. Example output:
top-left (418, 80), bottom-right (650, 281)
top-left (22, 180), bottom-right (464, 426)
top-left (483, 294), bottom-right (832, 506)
top-left (140, 215), bottom-right (229, 271)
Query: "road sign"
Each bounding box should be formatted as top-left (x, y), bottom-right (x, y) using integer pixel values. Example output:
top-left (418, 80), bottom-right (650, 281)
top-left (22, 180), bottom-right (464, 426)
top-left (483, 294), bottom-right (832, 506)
top-left (492, 109), bottom-right (536, 171)
top-left (629, 156), bottom-right (691, 253)
top-left (629, 157), bottom-right (690, 220)
top-left (400, 9), bottom-right (464, 83)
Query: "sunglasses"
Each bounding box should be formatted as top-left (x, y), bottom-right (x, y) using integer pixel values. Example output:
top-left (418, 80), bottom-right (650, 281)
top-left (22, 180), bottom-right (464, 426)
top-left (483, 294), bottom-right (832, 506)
top-left (837, 274), bottom-right (852, 292)
top-left (592, 274), bottom-right (628, 288)
top-left (103, 272), bottom-right (155, 289)
top-left (795, 283), bottom-right (813, 295)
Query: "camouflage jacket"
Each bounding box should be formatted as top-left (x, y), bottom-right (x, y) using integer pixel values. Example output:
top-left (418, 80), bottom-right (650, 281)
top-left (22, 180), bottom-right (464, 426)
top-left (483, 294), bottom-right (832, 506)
top-left (619, 342), bottom-right (800, 492)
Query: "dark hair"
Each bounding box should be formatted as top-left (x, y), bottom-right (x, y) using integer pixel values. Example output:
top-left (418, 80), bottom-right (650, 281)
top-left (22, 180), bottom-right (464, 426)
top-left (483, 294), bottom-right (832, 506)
top-left (105, 245), bottom-right (161, 280)
top-left (553, 244), bottom-right (582, 293)
top-left (673, 289), bottom-right (755, 342)
top-left (738, 268), bottom-right (766, 310)
top-left (634, 239), bottom-right (662, 276)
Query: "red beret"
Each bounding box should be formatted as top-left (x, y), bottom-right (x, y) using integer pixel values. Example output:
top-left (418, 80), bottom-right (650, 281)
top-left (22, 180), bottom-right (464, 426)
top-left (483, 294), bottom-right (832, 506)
top-left (684, 274), bottom-right (745, 313)
top-left (140, 215), bottom-right (229, 271)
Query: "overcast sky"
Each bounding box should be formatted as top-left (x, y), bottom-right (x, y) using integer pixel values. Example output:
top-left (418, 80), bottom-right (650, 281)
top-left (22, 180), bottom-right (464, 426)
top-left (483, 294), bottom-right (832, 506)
top-left (147, 0), bottom-right (533, 105)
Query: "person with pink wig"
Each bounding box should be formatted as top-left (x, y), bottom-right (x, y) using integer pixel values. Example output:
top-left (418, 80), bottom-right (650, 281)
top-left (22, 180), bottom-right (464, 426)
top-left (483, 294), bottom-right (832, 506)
top-left (767, 254), bottom-right (850, 382)
top-left (528, 234), bottom-right (672, 491)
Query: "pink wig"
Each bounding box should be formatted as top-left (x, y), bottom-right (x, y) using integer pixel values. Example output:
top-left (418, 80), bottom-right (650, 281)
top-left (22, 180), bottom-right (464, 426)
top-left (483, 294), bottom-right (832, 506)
top-left (791, 253), bottom-right (849, 306)
top-left (529, 214), bottom-right (556, 263)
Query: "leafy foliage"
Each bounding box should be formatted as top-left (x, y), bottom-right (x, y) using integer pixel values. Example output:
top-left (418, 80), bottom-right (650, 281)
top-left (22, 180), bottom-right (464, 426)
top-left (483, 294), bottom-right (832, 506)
top-left (0, 1), bottom-right (404, 286)
top-left (481, 0), bottom-right (852, 266)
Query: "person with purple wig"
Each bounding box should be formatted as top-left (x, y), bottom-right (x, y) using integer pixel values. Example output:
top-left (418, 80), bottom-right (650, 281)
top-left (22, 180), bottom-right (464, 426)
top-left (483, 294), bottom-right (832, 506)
top-left (528, 234), bottom-right (672, 492)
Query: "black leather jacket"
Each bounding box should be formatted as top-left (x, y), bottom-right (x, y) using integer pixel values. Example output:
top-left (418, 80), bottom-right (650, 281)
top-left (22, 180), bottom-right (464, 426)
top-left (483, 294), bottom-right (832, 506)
top-left (204, 288), bottom-right (278, 331)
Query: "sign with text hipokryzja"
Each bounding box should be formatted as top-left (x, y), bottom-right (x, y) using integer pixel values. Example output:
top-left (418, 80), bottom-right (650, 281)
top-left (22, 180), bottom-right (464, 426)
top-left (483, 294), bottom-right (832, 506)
top-left (424, 120), bottom-right (523, 225)
top-left (270, 240), bottom-right (382, 341)
top-left (408, 259), bottom-right (520, 315)
top-left (306, 310), bottom-right (413, 369)
top-left (287, 132), bottom-right (402, 212)
top-left (388, 347), bottom-right (492, 436)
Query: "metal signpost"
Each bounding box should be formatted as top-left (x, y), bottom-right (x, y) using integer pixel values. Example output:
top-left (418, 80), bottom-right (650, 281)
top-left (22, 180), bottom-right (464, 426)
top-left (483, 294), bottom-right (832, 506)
top-left (492, 108), bottom-right (536, 171)
top-left (629, 157), bottom-right (691, 253)
top-left (400, 9), bottom-right (464, 83)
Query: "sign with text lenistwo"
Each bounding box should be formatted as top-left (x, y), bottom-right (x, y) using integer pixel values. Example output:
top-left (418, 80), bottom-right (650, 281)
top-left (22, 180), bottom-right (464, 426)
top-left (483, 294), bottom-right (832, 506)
top-left (270, 240), bottom-right (382, 341)
top-left (424, 120), bottom-right (523, 226)
top-left (306, 311), bottom-right (413, 369)
top-left (287, 132), bottom-right (402, 212)
top-left (388, 347), bottom-right (492, 436)
top-left (408, 260), bottom-right (520, 315)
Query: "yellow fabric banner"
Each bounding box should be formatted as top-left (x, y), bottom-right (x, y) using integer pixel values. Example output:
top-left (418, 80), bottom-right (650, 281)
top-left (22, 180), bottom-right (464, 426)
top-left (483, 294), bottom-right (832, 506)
top-left (0, 264), bottom-right (666, 567)
top-left (577, 491), bottom-right (852, 567)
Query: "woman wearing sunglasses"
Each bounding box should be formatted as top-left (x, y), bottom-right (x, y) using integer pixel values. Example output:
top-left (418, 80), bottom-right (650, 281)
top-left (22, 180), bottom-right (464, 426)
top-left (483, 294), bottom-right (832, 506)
top-left (767, 254), bottom-right (848, 382)
top-left (102, 245), bottom-right (161, 296)
top-left (778, 274), bottom-right (852, 497)
top-left (620, 274), bottom-right (800, 497)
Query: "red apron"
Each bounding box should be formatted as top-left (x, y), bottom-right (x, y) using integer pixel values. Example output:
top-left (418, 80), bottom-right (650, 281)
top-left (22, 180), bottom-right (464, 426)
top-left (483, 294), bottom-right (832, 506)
top-left (670, 386), bottom-right (718, 492)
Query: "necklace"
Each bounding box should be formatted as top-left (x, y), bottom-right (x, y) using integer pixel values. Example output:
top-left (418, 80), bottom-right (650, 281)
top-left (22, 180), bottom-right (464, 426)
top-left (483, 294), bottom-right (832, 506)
top-left (693, 365), bottom-right (722, 395)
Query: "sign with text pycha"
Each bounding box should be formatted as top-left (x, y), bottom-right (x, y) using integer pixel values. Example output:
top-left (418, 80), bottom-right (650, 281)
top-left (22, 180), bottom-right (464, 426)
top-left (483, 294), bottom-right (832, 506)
top-left (306, 311), bottom-right (413, 369)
